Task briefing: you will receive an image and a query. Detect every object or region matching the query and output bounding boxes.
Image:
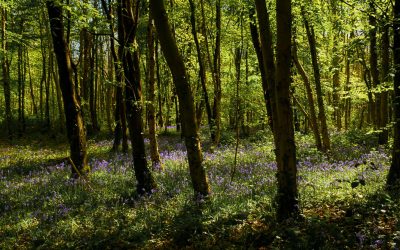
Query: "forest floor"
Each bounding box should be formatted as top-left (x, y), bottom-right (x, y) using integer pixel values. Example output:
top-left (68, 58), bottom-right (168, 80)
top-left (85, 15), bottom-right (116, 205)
top-left (0, 128), bottom-right (399, 249)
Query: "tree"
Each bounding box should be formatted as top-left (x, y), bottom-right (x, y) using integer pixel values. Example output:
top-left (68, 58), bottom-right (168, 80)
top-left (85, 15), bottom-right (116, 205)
top-left (387, 0), bottom-right (400, 189)
top-left (274, 0), bottom-right (299, 220)
top-left (1, 7), bottom-right (12, 140)
top-left (118, 0), bottom-right (156, 194)
top-left (292, 36), bottom-right (322, 151)
top-left (147, 14), bottom-right (162, 170)
top-left (257, 0), bottom-right (299, 219)
top-left (150, 0), bottom-right (210, 197)
top-left (47, 0), bottom-right (89, 177)
top-left (302, 7), bottom-right (331, 152)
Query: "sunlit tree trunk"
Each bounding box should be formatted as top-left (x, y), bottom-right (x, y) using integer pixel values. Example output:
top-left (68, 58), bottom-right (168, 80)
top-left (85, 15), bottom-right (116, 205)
top-left (387, 0), bottom-right (400, 189)
top-left (255, 0), bottom-right (276, 133)
top-left (257, 0), bottom-right (299, 220)
top-left (331, 0), bottom-right (341, 131)
top-left (100, 0), bottom-right (128, 152)
top-left (292, 38), bottom-right (322, 151)
top-left (47, 0), bottom-right (89, 177)
top-left (302, 8), bottom-right (330, 152)
top-left (369, 2), bottom-right (381, 130)
top-left (26, 49), bottom-right (38, 117)
top-left (249, 7), bottom-right (273, 130)
top-left (189, 0), bottom-right (213, 141)
top-left (2, 8), bottom-right (12, 140)
top-left (150, 0), bottom-right (210, 197)
top-left (147, 15), bottom-right (162, 170)
top-left (119, 0), bottom-right (156, 194)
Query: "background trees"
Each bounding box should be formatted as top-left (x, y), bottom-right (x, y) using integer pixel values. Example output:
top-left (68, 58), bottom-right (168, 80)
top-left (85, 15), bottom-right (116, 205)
top-left (1, 0), bottom-right (400, 215)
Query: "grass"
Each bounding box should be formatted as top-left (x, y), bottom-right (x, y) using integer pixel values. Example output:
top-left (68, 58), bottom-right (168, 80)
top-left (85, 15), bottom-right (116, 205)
top-left (0, 128), bottom-right (399, 249)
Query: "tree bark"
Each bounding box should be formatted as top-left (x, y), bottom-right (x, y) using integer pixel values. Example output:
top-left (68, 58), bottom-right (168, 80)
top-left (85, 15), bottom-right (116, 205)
top-left (379, 22), bottom-right (390, 144)
top-left (2, 8), bottom-right (12, 140)
top-left (275, 0), bottom-right (299, 220)
top-left (212, 0), bottom-right (222, 146)
top-left (369, 2), bottom-right (381, 130)
top-left (302, 8), bottom-right (330, 152)
top-left (292, 38), bottom-right (322, 151)
top-left (189, 0), bottom-right (213, 141)
top-left (150, 0), bottom-right (210, 197)
top-left (47, 0), bottom-right (89, 177)
top-left (387, 0), bottom-right (400, 189)
top-left (147, 15), bottom-right (162, 170)
top-left (255, 0), bottom-right (276, 133)
top-left (119, 0), bottom-right (156, 194)
top-left (249, 6), bottom-right (273, 130)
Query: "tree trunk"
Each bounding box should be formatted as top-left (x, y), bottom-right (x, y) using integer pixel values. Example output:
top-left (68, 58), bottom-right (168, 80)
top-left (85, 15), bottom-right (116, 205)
top-left (47, 0), bottom-right (89, 177)
top-left (344, 35), bottom-right (351, 131)
top-left (150, 0), bottom-right (210, 197)
top-left (379, 22), bottom-right (390, 144)
top-left (26, 49), bottom-right (38, 117)
top-left (89, 34), bottom-right (100, 133)
top-left (2, 9), bottom-right (12, 140)
top-left (52, 61), bottom-right (65, 132)
top-left (387, 0), bottom-right (400, 189)
top-left (189, 0), bottom-right (213, 142)
top-left (212, 0), bottom-right (222, 146)
top-left (331, 1), bottom-right (341, 131)
top-left (155, 40), bottom-right (164, 128)
top-left (275, 0), bottom-right (299, 220)
top-left (249, 7), bottom-right (273, 130)
top-left (119, 0), bottom-right (156, 194)
top-left (369, 2), bottom-right (381, 130)
top-left (147, 15), bottom-right (162, 170)
top-left (255, 0), bottom-right (276, 133)
top-left (302, 8), bottom-right (330, 152)
top-left (292, 38), bottom-right (322, 151)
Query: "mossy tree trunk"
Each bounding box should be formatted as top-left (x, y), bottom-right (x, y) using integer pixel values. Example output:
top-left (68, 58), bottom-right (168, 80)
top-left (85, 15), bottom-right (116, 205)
top-left (147, 15), bottom-right (162, 170)
top-left (47, 0), bottom-right (89, 177)
top-left (118, 0), bottom-right (156, 194)
top-left (150, 0), bottom-right (210, 197)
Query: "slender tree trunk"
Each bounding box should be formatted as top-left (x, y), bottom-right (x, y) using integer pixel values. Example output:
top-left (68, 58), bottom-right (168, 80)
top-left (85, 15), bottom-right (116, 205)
top-left (387, 0), bottom-right (400, 189)
top-left (379, 22), bottom-right (390, 144)
top-left (100, 0), bottom-right (128, 152)
top-left (2, 8), bottom-right (12, 140)
top-left (47, 0), bottom-right (89, 177)
top-left (147, 15), bottom-right (162, 170)
top-left (344, 45), bottom-right (351, 130)
top-left (89, 34), bottom-right (100, 132)
top-left (212, 0), bottom-right (222, 146)
top-left (18, 31), bottom-right (25, 135)
top-left (45, 45), bottom-right (52, 128)
top-left (27, 49), bottom-right (38, 117)
top-left (292, 38), bottom-right (322, 151)
top-left (189, 0), bottom-right (213, 141)
top-left (331, 1), bottom-right (341, 130)
top-left (369, 2), bottom-right (381, 130)
top-left (150, 0), bottom-right (210, 197)
top-left (52, 63), bottom-right (65, 132)
top-left (119, 0), bottom-right (156, 194)
top-left (155, 40), bottom-right (164, 128)
top-left (255, 0), bottom-right (276, 132)
top-left (249, 7), bottom-right (273, 130)
top-left (302, 8), bottom-right (330, 152)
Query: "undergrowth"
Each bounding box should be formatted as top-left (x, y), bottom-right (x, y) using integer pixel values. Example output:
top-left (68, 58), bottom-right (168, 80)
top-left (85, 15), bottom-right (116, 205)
top-left (0, 129), bottom-right (399, 249)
